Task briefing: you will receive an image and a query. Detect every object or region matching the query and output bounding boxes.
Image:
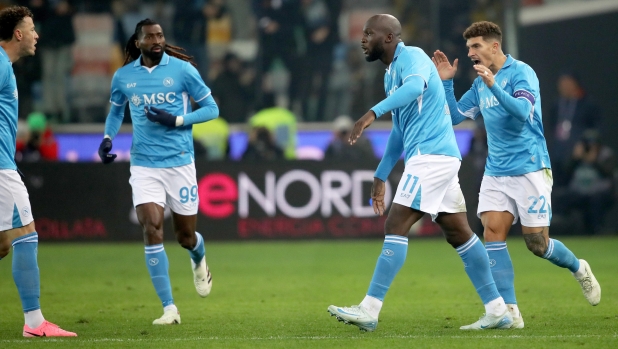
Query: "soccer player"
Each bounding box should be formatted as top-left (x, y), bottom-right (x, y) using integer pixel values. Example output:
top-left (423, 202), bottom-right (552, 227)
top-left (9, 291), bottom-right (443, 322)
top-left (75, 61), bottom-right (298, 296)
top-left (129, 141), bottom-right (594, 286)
top-left (99, 19), bottom-right (218, 325)
top-left (0, 5), bottom-right (76, 337)
top-left (327, 14), bottom-right (513, 332)
top-left (432, 21), bottom-right (601, 329)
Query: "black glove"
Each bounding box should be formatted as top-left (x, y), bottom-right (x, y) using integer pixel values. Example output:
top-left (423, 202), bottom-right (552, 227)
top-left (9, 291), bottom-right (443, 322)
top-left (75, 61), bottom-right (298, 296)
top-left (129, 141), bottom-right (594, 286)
top-left (145, 106), bottom-right (177, 127)
top-left (98, 138), bottom-right (117, 164)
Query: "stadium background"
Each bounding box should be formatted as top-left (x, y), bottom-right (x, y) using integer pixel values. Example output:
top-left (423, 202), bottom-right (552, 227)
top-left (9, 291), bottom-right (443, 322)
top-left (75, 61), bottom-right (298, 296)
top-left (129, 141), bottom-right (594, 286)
top-left (2, 1), bottom-right (618, 347)
top-left (4, 0), bottom-right (617, 241)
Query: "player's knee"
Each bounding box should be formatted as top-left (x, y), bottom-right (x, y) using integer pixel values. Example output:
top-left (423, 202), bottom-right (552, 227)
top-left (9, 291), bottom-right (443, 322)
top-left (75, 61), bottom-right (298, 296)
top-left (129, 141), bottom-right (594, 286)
top-left (483, 225), bottom-right (507, 241)
top-left (142, 222), bottom-right (163, 240)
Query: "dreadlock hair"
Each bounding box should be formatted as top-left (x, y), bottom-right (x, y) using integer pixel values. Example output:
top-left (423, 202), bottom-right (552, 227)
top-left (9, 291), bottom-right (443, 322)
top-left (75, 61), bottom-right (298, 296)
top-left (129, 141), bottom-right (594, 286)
top-left (123, 18), bottom-right (196, 67)
top-left (0, 6), bottom-right (33, 42)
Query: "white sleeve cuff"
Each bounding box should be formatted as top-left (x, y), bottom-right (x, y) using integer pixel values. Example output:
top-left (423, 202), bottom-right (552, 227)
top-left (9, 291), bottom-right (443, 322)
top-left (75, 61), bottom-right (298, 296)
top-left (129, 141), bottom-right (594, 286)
top-left (175, 116), bottom-right (184, 127)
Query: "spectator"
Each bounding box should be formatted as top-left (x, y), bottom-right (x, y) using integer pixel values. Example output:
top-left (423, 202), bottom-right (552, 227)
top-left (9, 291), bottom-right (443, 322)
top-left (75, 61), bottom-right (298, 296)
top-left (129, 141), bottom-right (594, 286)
top-left (298, 0), bottom-right (341, 121)
top-left (547, 72), bottom-right (602, 185)
top-left (252, 0), bottom-right (302, 111)
top-left (249, 93), bottom-right (297, 159)
top-left (324, 115), bottom-right (374, 161)
top-left (172, 0), bottom-right (226, 81)
top-left (211, 52), bottom-right (255, 123)
top-left (37, 0), bottom-right (75, 123)
top-left (553, 130), bottom-right (615, 234)
top-left (242, 126), bottom-right (284, 161)
top-left (192, 116), bottom-right (230, 160)
top-left (15, 112), bottom-right (58, 162)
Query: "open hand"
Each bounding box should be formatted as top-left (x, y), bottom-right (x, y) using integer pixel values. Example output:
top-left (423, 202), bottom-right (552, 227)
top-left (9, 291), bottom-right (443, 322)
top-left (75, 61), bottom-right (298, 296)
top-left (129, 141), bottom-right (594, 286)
top-left (371, 178), bottom-right (386, 216)
top-left (432, 50), bottom-right (458, 80)
top-left (348, 110), bottom-right (376, 145)
top-left (474, 65), bottom-right (495, 88)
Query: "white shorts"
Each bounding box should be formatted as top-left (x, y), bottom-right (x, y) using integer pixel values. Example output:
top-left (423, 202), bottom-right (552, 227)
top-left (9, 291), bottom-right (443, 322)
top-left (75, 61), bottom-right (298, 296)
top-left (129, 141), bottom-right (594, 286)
top-left (478, 169), bottom-right (553, 227)
top-left (129, 163), bottom-right (199, 215)
top-left (0, 169), bottom-right (34, 231)
top-left (392, 155), bottom-right (467, 220)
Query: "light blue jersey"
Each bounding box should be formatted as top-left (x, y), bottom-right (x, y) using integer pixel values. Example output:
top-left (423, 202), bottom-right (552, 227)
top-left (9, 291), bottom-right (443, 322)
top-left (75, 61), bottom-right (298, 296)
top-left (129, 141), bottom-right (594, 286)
top-left (0, 46), bottom-right (18, 170)
top-left (445, 55), bottom-right (550, 176)
top-left (104, 53), bottom-right (218, 168)
top-left (373, 42), bottom-right (461, 181)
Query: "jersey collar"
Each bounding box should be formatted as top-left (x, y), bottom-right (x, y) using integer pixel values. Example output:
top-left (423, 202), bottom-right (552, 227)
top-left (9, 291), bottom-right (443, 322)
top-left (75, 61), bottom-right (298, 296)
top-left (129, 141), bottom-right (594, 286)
top-left (132, 52), bottom-right (171, 68)
top-left (386, 42), bottom-right (406, 73)
top-left (0, 46), bottom-right (10, 64)
top-left (500, 54), bottom-right (515, 70)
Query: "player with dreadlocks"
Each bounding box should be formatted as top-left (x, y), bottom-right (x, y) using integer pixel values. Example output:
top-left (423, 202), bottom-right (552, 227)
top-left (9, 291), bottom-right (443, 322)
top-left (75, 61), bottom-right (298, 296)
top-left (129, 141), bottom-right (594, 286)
top-left (98, 18), bottom-right (219, 325)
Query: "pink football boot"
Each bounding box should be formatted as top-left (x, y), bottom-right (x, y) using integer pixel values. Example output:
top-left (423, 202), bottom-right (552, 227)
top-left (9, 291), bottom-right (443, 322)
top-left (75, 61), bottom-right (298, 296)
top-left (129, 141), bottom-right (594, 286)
top-left (23, 321), bottom-right (77, 337)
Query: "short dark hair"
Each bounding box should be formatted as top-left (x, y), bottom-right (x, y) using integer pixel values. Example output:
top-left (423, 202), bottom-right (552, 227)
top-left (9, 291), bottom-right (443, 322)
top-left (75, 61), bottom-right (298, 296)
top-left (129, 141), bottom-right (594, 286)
top-left (0, 6), bottom-right (33, 41)
top-left (463, 21), bottom-right (502, 43)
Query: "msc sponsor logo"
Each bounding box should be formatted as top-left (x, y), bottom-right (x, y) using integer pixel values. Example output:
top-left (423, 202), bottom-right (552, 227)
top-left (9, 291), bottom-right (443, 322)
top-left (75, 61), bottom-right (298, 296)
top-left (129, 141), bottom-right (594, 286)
top-left (479, 95), bottom-right (499, 110)
top-left (144, 92), bottom-right (176, 105)
top-left (130, 92), bottom-right (177, 106)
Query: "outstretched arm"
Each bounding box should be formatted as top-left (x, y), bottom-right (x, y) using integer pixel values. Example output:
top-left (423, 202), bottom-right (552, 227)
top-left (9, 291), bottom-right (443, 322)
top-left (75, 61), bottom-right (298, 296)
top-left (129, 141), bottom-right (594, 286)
top-left (370, 75), bottom-right (425, 117)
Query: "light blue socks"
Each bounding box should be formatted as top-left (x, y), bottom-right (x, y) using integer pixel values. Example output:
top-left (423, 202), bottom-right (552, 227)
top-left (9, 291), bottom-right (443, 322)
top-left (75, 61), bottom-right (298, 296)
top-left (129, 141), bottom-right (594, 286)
top-left (543, 238), bottom-right (580, 273)
top-left (145, 244), bottom-right (174, 307)
top-left (486, 241), bottom-right (517, 304)
top-left (12, 232), bottom-right (41, 312)
top-left (366, 235), bottom-right (408, 301)
top-left (457, 235), bottom-right (502, 304)
top-left (188, 232), bottom-right (205, 264)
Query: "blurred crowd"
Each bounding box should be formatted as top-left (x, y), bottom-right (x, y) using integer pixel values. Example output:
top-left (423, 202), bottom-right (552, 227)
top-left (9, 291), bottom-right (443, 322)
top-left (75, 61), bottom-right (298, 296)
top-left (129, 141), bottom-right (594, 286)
top-left (2, 0), bottom-right (615, 232)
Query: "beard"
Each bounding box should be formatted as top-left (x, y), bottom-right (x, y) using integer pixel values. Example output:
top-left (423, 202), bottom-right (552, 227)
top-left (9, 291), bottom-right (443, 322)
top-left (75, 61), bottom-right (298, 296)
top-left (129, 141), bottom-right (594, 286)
top-left (365, 42), bottom-right (384, 62)
top-left (143, 46), bottom-right (164, 61)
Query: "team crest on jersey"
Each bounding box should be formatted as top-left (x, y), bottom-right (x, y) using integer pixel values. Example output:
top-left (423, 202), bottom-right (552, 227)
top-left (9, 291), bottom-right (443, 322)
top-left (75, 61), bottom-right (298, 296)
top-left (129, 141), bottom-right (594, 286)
top-left (478, 85), bottom-right (484, 92)
top-left (13, 88), bottom-right (18, 100)
top-left (501, 78), bottom-right (508, 88)
top-left (130, 93), bottom-right (142, 107)
top-left (163, 77), bottom-right (174, 87)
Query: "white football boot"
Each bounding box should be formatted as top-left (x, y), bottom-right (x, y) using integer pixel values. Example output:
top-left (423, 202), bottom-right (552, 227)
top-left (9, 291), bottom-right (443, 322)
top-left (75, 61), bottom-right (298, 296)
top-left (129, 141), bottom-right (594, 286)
top-left (152, 309), bottom-right (181, 325)
top-left (192, 256), bottom-right (212, 297)
top-left (327, 305), bottom-right (378, 332)
top-left (507, 305), bottom-right (524, 329)
top-left (460, 309), bottom-right (513, 330)
top-left (574, 259), bottom-right (601, 306)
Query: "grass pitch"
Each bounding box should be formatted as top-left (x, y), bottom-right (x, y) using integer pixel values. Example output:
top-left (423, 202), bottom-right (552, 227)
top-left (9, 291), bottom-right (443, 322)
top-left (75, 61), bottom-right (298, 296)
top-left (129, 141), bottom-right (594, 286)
top-left (0, 237), bottom-right (617, 348)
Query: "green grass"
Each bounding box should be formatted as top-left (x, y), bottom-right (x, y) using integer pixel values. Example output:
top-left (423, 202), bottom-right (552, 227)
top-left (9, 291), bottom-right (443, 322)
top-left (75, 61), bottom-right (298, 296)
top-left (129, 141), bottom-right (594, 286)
top-left (1, 237), bottom-right (617, 348)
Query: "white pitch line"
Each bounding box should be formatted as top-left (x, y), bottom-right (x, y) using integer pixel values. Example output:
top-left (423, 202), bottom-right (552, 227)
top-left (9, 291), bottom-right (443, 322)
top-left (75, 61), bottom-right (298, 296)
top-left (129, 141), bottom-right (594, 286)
top-left (1, 333), bottom-right (617, 344)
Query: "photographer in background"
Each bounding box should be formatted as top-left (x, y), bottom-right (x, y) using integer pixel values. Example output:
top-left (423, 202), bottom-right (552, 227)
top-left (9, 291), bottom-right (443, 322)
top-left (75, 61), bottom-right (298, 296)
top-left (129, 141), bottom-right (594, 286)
top-left (242, 126), bottom-right (284, 161)
top-left (553, 130), bottom-right (616, 234)
top-left (324, 115), bottom-right (375, 161)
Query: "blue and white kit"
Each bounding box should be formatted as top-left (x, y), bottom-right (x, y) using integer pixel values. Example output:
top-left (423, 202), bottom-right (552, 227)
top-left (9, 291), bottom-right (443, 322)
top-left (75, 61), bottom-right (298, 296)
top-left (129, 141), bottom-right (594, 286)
top-left (372, 42), bottom-right (465, 217)
top-left (104, 53), bottom-right (218, 211)
top-left (444, 54), bottom-right (552, 225)
top-left (0, 46), bottom-right (33, 230)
